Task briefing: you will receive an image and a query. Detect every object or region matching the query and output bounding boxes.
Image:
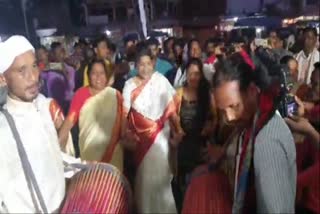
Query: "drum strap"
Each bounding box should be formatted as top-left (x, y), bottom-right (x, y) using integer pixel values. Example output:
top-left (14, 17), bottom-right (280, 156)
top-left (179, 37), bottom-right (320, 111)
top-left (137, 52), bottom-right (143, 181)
top-left (0, 108), bottom-right (48, 213)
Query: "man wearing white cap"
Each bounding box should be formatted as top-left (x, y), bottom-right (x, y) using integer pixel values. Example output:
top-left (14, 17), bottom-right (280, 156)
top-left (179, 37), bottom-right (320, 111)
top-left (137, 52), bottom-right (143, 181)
top-left (0, 35), bottom-right (65, 213)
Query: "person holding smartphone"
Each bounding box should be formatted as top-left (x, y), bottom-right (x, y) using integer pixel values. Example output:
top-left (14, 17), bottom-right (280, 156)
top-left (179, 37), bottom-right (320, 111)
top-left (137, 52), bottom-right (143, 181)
top-left (285, 96), bottom-right (319, 214)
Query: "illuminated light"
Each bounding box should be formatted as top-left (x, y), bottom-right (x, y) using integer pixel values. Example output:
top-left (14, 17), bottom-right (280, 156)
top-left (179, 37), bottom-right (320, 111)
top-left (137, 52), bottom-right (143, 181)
top-left (36, 28), bottom-right (57, 37)
top-left (233, 17), bottom-right (238, 22)
top-left (105, 30), bottom-right (111, 36)
top-left (256, 28), bottom-right (262, 33)
top-left (154, 28), bottom-right (174, 36)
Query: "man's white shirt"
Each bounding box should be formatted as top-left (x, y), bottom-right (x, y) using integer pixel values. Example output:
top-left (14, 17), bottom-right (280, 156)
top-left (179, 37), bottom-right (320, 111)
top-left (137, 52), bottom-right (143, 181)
top-left (295, 49), bottom-right (320, 84)
top-left (0, 94), bottom-right (65, 213)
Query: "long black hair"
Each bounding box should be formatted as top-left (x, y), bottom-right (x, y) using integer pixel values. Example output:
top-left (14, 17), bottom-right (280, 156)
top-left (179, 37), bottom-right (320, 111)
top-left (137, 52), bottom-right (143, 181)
top-left (135, 45), bottom-right (155, 64)
top-left (212, 52), bottom-right (282, 115)
top-left (213, 52), bottom-right (273, 92)
top-left (173, 38), bottom-right (185, 67)
top-left (185, 57), bottom-right (211, 125)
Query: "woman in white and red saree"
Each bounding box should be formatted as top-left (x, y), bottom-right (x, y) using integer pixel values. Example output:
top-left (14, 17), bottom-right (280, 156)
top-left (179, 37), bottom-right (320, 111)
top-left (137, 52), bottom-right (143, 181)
top-left (122, 48), bottom-right (183, 213)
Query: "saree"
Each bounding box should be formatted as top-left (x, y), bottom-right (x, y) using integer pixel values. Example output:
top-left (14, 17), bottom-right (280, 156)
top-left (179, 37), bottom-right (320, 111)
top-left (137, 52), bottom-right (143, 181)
top-left (123, 72), bottom-right (177, 213)
top-left (67, 87), bottom-right (123, 172)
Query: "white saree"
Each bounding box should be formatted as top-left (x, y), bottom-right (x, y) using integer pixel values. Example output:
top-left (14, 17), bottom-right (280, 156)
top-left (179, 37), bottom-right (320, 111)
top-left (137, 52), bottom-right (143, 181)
top-left (123, 72), bottom-right (177, 213)
top-left (78, 87), bottom-right (123, 172)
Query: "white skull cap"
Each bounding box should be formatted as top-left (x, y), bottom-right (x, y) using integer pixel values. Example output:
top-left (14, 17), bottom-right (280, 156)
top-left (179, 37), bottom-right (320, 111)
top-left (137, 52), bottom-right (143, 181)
top-left (0, 35), bottom-right (35, 74)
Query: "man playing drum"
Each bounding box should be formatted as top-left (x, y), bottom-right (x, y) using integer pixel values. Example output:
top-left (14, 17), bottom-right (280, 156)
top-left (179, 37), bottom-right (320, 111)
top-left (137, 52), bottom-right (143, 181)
top-left (0, 36), bottom-right (130, 213)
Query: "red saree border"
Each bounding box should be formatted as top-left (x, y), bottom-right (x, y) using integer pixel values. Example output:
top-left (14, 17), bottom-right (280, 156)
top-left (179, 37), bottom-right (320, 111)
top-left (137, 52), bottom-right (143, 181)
top-left (129, 100), bottom-right (176, 167)
top-left (101, 91), bottom-right (123, 163)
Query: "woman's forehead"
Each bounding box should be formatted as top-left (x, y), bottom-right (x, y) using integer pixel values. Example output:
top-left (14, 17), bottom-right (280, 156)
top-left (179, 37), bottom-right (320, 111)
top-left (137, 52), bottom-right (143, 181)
top-left (138, 56), bottom-right (152, 63)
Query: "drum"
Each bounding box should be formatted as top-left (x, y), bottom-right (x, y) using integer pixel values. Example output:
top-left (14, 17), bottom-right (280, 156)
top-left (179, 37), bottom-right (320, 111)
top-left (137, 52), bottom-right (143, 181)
top-left (61, 163), bottom-right (132, 213)
top-left (182, 165), bottom-right (232, 214)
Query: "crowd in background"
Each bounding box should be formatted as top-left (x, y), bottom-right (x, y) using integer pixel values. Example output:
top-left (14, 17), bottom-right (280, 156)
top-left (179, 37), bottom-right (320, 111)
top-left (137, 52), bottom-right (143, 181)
top-left (8, 26), bottom-right (320, 213)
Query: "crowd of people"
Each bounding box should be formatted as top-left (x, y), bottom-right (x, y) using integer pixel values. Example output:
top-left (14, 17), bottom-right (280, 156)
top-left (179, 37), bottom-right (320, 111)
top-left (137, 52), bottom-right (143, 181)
top-left (0, 26), bottom-right (319, 213)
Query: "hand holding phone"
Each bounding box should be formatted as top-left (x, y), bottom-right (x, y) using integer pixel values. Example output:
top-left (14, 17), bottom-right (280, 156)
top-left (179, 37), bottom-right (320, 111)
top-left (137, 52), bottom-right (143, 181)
top-left (286, 95), bottom-right (298, 116)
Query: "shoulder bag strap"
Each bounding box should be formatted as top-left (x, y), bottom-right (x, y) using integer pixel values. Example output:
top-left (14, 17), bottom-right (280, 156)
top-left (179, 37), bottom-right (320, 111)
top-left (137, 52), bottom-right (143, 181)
top-left (0, 108), bottom-right (48, 213)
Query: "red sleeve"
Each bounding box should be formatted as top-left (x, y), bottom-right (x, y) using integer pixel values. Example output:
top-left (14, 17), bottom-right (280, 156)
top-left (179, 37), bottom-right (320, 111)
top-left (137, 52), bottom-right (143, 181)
top-left (309, 104), bottom-right (320, 123)
top-left (205, 55), bottom-right (217, 64)
top-left (67, 87), bottom-right (91, 125)
top-left (240, 50), bottom-right (255, 70)
top-left (298, 159), bottom-right (320, 189)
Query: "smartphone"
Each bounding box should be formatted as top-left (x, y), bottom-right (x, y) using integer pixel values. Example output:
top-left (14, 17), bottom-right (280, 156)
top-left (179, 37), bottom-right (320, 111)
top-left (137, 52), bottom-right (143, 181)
top-left (254, 38), bottom-right (269, 48)
top-left (49, 62), bottom-right (64, 71)
top-left (286, 95), bottom-right (298, 116)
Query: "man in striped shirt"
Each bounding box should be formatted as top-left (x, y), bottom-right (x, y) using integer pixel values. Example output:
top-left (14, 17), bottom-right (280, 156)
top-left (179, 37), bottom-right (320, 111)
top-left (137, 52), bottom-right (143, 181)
top-left (212, 58), bottom-right (296, 213)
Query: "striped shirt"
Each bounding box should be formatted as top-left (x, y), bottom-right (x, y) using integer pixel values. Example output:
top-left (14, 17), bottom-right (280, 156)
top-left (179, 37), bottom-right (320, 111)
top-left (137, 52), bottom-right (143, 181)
top-left (253, 112), bottom-right (296, 213)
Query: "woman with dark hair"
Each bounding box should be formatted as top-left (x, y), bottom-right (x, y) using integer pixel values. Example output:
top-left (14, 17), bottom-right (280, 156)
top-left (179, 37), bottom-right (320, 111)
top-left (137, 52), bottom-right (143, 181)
top-left (173, 39), bottom-right (185, 68)
top-left (174, 39), bottom-right (203, 88)
top-left (122, 47), bottom-right (183, 213)
top-left (82, 35), bottom-right (114, 87)
top-left (172, 58), bottom-right (216, 211)
top-left (165, 38), bottom-right (185, 85)
top-left (163, 37), bottom-right (176, 63)
top-left (58, 59), bottom-right (123, 171)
